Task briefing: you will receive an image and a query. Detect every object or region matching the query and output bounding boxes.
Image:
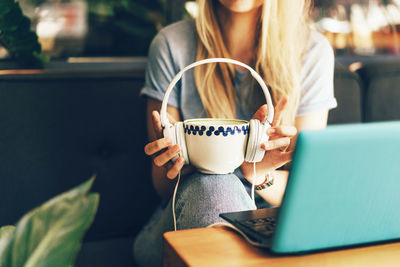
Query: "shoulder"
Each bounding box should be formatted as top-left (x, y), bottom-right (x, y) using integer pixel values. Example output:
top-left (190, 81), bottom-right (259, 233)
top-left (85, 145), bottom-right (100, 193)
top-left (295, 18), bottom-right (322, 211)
top-left (142, 20), bottom-right (197, 108)
top-left (158, 19), bottom-right (196, 42)
top-left (149, 19), bottom-right (197, 67)
top-left (302, 30), bottom-right (334, 68)
top-left (297, 30), bottom-right (337, 116)
top-left (307, 30), bottom-right (333, 52)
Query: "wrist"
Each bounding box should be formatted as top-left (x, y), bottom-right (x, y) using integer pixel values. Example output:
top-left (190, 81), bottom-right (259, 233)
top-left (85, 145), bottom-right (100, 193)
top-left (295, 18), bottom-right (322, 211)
top-left (254, 172), bottom-right (274, 190)
top-left (240, 161), bottom-right (275, 184)
top-left (239, 161), bottom-right (256, 175)
top-left (240, 161), bottom-right (264, 184)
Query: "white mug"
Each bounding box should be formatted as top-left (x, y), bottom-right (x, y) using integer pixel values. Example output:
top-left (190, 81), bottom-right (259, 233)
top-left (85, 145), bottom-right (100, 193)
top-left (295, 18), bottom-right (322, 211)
top-left (160, 58), bottom-right (274, 174)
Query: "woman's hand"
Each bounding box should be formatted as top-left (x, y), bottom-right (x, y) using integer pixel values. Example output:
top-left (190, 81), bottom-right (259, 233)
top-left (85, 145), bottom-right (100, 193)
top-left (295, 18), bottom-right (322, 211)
top-left (144, 110), bottom-right (186, 179)
top-left (256, 96), bottom-right (297, 169)
top-left (241, 96), bottom-right (297, 182)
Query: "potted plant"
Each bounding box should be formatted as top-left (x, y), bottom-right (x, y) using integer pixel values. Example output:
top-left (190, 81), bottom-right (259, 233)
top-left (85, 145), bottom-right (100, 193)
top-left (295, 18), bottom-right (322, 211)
top-left (0, 0), bottom-right (46, 69)
top-left (0, 177), bottom-right (99, 267)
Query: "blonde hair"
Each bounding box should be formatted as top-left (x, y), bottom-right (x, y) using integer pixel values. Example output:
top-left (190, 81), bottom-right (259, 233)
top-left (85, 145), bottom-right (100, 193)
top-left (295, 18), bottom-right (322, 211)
top-left (195, 0), bottom-right (312, 125)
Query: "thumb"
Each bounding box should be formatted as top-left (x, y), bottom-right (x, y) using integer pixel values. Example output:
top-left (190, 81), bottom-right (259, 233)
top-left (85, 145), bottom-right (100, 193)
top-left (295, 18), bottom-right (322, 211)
top-left (151, 110), bottom-right (163, 139)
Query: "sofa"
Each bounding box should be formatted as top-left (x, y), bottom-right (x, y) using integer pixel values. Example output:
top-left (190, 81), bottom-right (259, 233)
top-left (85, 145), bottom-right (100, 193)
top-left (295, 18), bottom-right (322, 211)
top-left (0, 57), bottom-right (399, 266)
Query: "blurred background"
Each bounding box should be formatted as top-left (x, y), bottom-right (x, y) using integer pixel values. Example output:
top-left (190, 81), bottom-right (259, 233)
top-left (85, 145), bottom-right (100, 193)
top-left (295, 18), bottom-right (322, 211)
top-left (0, 0), bottom-right (399, 61)
top-left (1, 3), bottom-right (399, 266)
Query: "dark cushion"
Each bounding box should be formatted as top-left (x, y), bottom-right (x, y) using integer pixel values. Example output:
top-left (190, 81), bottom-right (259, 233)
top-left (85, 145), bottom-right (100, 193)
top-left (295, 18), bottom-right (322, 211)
top-left (328, 63), bottom-right (363, 124)
top-left (76, 236), bottom-right (135, 267)
top-left (0, 62), bottom-right (160, 245)
top-left (357, 61), bottom-right (400, 122)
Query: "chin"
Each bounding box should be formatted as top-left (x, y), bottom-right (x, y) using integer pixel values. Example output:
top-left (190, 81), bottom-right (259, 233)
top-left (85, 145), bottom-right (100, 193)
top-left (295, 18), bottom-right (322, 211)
top-left (218, 0), bottom-right (264, 13)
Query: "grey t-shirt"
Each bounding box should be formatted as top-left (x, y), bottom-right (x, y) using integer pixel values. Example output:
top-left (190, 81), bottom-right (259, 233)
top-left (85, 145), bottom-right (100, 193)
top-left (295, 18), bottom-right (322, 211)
top-left (140, 19), bottom-right (337, 121)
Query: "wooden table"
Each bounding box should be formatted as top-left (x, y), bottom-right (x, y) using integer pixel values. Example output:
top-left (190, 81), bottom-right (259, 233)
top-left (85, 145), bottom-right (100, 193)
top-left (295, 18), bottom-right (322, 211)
top-left (163, 226), bottom-right (400, 267)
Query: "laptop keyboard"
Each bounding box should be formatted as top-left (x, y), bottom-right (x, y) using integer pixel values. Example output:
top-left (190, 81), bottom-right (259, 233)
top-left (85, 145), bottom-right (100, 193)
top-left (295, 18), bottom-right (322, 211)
top-left (237, 217), bottom-right (277, 239)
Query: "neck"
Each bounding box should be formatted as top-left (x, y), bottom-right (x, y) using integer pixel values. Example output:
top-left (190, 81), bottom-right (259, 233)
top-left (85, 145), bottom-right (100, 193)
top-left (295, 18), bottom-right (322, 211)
top-left (217, 5), bottom-right (261, 67)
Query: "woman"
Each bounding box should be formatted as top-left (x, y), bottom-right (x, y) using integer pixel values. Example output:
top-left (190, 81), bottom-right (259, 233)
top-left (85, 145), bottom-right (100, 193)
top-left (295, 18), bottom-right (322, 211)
top-left (134, 0), bottom-right (337, 266)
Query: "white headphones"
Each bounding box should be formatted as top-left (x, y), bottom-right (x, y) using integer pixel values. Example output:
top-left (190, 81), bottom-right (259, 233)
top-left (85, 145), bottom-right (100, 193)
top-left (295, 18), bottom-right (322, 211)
top-left (160, 58), bottom-right (274, 164)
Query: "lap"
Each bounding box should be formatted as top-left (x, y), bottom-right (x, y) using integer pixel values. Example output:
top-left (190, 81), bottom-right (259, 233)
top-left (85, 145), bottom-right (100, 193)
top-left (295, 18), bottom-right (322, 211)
top-left (175, 172), bottom-right (256, 228)
top-left (133, 171), bottom-right (256, 267)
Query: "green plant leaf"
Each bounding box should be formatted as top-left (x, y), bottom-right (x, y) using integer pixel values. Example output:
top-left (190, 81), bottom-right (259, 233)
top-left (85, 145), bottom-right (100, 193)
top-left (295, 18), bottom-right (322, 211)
top-left (2, 31), bottom-right (40, 52)
top-left (0, 3), bottom-right (24, 31)
top-left (0, 226), bottom-right (15, 250)
top-left (24, 194), bottom-right (99, 267)
top-left (0, 226), bottom-right (15, 267)
top-left (0, 0), bottom-right (14, 17)
top-left (0, 226), bottom-right (15, 241)
top-left (0, 177), bottom-right (99, 267)
top-left (0, 0), bottom-right (46, 67)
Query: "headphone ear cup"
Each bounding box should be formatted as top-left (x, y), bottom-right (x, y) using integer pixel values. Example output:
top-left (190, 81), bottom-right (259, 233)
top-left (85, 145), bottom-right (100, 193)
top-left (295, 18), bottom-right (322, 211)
top-left (245, 119), bottom-right (258, 162)
top-left (245, 119), bottom-right (270, 163)
top-left (163, 124), bottom-right (177, 146)
top-left (174, 122), bottom-right (190, 165)
top-left (163, 123), bottom-right (179, 163)
top-left (163, 122), bottom-right (189, 164)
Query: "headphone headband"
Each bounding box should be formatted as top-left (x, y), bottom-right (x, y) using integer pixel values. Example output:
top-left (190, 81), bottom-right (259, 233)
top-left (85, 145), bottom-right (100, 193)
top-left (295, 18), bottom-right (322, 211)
top-left (160, 58), bottom-right (274, 127)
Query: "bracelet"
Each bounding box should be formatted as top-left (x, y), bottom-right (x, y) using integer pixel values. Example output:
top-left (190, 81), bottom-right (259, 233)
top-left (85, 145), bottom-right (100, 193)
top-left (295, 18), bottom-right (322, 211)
top-left (254, 172), bottom-right (274, 191)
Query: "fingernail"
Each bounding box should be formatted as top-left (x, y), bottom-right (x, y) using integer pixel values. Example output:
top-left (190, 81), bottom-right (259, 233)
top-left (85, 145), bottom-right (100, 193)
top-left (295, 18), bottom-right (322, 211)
top-left (262, 142), bottom-right (268, 149)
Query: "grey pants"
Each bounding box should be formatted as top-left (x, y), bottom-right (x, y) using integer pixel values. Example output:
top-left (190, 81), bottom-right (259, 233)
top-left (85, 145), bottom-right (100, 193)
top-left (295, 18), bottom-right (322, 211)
top-left (133, 171), bottom-right (261, 267)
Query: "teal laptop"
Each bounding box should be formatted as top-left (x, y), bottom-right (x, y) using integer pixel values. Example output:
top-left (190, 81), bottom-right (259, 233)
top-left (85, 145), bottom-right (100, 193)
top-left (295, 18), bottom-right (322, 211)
top-left (220, 121), bottom-right (400, 253)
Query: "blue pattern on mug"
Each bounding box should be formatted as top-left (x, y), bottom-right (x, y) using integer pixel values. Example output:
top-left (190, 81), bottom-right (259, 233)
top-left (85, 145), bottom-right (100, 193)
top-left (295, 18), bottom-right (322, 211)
top-left (205, 126), bottom-right (214, 136)
top-left (184, 125), bottom-right (207, 135)
top-left (184, 124), bottom-right (249, 136)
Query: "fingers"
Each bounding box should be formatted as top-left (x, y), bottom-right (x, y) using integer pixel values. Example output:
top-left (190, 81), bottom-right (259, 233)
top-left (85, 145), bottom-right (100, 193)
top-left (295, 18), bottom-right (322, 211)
top-left (148, 110), bottom-right (183, 179)
top-left (261, 137), bottom-right (291, 151)
top-left (272, 96), bottom-right (288, 126)
top-left (144, 136), bottom-right (184, 179)
top-left (267, 126), bottom-right (297, 138)
top-left (166, 157), bottom-right (185, 179)
top-left (152, 110), bottom-right (179, 139)
top-left (151, 111), bottom-right (163, 139)
top-left (144, 137), bottom-right (172, 156)
top-left (252, 104), bottom-right (269, 122)
top-left (251, 96), bottom-right (289, 125)
top-left (153, 144), bottom-right (180, 167)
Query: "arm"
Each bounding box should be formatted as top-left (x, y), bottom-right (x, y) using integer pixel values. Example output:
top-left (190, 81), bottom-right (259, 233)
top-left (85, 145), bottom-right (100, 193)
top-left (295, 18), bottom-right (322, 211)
top-left (240, 96), bottom-right (330, 206)
top-left (254, 109), bottom-right (329, 206)
top-left (145, 98), bottom-right (195, 200)
top-left (241, 32), bottom-right (336, 206)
